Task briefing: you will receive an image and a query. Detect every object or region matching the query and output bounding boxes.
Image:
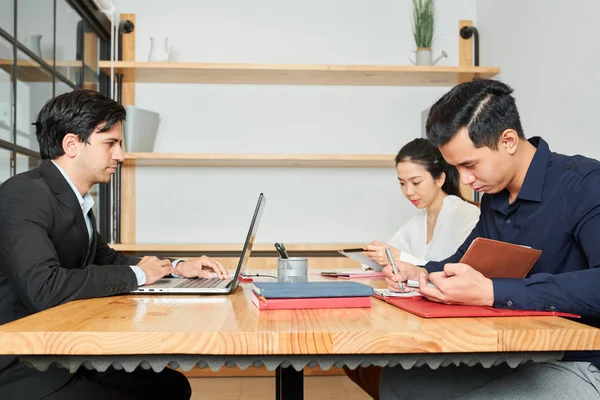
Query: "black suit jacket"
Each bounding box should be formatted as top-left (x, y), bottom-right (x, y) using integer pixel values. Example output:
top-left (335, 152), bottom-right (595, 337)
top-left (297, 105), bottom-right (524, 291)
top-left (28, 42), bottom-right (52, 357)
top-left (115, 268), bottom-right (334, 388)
top-left (0, 160), bottom-right (141, 399)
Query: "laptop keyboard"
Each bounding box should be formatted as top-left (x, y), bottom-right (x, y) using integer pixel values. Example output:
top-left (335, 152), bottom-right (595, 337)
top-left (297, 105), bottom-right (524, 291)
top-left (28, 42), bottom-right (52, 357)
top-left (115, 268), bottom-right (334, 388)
top-left (174, 278), bottom-right (228, 289)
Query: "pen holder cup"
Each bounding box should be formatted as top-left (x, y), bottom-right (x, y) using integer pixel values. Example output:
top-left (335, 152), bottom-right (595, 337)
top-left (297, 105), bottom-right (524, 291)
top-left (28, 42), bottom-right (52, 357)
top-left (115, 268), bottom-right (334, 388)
top-left (277, 257), bottom-right (308, 282)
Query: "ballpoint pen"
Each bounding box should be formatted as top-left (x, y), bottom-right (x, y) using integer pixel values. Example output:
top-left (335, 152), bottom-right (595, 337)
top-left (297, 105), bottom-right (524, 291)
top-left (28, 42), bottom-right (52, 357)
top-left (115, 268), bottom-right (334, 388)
top-left (274, 243), bottom-right (288, 259)
top-left (385, 247), bottom-right (405, 293)
top-left (279, 243), bottom-right (290, 258)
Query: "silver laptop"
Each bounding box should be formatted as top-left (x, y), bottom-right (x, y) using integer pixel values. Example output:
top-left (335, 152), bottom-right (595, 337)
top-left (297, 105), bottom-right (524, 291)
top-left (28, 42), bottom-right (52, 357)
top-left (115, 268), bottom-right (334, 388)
top-left (132, 193), bottom-right (265, 294)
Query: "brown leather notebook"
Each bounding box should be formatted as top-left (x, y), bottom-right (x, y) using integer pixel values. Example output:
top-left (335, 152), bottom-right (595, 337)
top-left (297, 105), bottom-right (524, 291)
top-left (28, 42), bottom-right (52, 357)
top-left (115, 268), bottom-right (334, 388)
top-left (459, 237), bottom-right (542, 279)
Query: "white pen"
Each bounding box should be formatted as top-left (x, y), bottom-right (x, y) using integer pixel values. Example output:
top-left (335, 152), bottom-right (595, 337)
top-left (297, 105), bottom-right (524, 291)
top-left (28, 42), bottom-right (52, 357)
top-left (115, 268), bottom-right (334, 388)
top-left (384, 247), bottom-right (404, 293)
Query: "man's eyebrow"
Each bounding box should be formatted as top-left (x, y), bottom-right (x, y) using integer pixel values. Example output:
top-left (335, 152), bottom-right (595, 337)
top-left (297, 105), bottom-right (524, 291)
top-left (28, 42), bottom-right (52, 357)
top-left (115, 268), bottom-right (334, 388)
top-left (457, 159), bottom-right (476, 166)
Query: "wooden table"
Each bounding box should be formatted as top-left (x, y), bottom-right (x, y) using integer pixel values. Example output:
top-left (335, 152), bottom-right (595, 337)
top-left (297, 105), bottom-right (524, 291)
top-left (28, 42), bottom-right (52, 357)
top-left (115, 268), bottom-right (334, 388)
top-left (1, 274), bottom-right (599, 400)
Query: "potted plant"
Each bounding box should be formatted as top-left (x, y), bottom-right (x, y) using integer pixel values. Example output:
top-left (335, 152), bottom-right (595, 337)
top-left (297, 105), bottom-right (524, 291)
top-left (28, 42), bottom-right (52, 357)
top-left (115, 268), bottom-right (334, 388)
top-left (410, 0), bottom-right (447, 65)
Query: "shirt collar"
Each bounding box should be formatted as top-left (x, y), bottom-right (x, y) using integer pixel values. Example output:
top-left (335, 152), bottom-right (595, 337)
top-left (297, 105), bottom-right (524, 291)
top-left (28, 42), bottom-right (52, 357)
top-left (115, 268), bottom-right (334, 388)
top-left (488, 136), bottom-right (550, 211)
top-left (51, 160), bottom-right (95, 215)
top-left (515, 136), bottom-right (549, 202)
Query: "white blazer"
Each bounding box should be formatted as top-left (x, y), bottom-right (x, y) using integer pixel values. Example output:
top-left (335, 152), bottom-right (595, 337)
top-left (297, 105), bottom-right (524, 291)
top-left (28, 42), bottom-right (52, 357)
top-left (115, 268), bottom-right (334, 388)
top-left (387, 195), bottom-right (480, 266)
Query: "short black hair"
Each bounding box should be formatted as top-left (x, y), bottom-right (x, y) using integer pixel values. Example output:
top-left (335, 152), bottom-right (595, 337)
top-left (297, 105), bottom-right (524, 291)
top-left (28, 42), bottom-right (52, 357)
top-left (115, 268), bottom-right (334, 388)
top-left (34, 89), bottom-right (126, 159)
top-left (396, 138), bottom-right (465, 201)
top-left (425, 79), bottom-right (524, 150)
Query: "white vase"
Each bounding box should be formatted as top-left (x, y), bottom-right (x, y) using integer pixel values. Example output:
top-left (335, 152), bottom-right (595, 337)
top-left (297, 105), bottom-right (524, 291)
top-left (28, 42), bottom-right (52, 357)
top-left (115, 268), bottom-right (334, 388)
top-left (410, 48), bottom-right (432, 66)
top-left (148, 37), bottom-right (171, 62)
top-left (20, 34), bottom-right (43, 59)
top-left (123, 106), bottom-right (160, 152)
top-left (409, 48), bottom-right (448, 66)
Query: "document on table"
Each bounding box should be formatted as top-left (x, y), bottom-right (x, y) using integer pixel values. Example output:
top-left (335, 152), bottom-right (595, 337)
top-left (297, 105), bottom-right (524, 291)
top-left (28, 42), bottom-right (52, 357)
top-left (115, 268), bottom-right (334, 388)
top-left (338, 249), bottom-right (382, 271)
top-left (373, 288), bottom-right (422, 298)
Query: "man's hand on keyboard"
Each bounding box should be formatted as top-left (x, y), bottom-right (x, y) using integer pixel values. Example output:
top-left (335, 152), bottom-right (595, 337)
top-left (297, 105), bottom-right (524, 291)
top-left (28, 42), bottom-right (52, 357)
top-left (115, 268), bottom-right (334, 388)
top-left (173, 256), bottom-right (228, 279)
top-left (137, 256), bottom-right (173, 285)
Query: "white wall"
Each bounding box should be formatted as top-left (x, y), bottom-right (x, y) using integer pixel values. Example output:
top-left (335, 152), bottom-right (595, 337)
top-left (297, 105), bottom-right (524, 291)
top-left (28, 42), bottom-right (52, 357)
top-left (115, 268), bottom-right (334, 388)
top-left (477, 0), bottom-right (600, 159)
top-left (113, 0), bottom-right (477, 244)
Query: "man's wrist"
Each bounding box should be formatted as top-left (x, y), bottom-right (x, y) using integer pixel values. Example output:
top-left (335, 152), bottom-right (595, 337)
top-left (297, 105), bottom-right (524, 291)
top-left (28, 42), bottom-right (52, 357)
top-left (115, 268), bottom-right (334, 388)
top-left (481, 278), bottom-right (495, 307)
top-left (172, 259), bottom-right (184, 277)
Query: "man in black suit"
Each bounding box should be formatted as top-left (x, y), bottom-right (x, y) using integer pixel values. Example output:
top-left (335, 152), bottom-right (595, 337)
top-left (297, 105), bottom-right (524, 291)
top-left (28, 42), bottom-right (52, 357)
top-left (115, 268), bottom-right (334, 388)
top-left (0, 90), bottom-right (229, 399)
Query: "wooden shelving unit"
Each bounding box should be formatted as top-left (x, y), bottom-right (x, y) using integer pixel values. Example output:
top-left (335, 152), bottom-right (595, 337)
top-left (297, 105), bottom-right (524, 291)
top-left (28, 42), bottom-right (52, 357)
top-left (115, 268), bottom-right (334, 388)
top-left (113, 17), bottom-right (495, 248)
top-left (99, 60), bottom-right (499, 86)
top-left (124, 152), bottom-right (395, 168)
top-left (0, 59), bottom-right (99, 83)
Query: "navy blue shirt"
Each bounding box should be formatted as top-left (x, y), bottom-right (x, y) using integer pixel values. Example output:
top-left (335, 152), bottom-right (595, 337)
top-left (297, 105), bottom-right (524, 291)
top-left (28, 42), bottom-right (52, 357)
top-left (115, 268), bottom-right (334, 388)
top-left (426, 137), bottom-right (600, 367)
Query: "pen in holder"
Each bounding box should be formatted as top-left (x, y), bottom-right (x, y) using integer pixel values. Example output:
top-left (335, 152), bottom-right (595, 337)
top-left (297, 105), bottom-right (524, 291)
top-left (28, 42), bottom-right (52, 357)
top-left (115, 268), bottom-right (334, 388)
top-left (277, 257), bottom-right (308, 282)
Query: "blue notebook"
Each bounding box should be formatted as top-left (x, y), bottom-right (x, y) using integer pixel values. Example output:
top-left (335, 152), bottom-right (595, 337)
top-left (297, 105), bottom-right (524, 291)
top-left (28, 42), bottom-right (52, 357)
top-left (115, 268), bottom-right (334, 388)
top-left (251, 281), bottom-right (374, 299)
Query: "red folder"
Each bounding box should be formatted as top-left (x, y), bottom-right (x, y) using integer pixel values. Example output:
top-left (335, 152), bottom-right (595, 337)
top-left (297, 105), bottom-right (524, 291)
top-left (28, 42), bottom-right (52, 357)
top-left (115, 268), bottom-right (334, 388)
top-left (252, 293), bottom-right (371, 310)
top-left (374, 295), bottom-right (579, 318)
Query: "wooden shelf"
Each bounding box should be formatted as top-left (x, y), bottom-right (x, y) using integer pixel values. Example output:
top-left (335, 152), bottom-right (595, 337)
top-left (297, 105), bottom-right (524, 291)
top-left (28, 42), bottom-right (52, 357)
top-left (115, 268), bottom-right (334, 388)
top-left (98, 61), bottom-right (500, 86)
top-left (124, 152), bottom-right (395, 168)
top-left (110, 243), bottom-right (363, 253)
top-left (0, 58), bottom-right (98, 83)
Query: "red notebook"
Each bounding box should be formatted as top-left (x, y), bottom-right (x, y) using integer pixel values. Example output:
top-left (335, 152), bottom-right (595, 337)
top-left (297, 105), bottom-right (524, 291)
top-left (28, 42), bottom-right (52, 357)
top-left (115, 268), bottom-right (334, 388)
top-left (374, 295), bottom-right (579, 319)
top-left (252, 292), bottom-right (371, 310)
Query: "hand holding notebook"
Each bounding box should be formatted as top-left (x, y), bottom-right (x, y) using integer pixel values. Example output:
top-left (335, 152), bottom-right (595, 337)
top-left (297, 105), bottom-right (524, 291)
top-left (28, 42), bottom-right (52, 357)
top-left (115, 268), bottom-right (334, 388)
top-left (459, 237), bottom-right (542, 279)
top-left (413, 238), bottom-right (542, 308)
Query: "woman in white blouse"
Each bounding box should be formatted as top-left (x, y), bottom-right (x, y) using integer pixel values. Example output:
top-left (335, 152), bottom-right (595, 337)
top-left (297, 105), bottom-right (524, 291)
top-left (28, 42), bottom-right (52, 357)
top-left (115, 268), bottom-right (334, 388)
top-left (345, 138), bottom-right (480, 400)
top-left (364, 138), bottom-right (480, 268)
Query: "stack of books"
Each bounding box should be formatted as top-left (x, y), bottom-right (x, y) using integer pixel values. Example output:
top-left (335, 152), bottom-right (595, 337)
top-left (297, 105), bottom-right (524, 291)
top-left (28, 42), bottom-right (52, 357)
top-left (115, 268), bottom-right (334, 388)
top-left (251, 281), bottom-right (374, 310)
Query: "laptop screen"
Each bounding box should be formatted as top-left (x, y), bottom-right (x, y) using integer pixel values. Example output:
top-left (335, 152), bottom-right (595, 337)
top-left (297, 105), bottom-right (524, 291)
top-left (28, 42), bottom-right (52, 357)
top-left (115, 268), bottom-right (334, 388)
top-left (230, 193), bottom-right (266, 289)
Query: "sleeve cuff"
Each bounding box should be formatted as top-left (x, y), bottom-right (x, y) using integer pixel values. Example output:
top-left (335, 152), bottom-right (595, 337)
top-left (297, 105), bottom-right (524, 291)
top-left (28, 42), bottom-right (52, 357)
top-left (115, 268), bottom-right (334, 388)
top-left (129, 265), bottom-right (147, 286)
top-left (171, 259), bottom-right (182, 278)
top-left (399, 252), bottom-right (427, 267)
top-left (492, 278), bottom-right (528, 309)
top-left (424, 260), bottom-right (444, 273)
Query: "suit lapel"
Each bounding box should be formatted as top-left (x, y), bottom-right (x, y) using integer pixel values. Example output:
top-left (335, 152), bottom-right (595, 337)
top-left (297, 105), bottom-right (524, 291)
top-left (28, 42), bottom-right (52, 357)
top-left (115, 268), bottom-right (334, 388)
top-left (39, 160), bottom-right (89, 264)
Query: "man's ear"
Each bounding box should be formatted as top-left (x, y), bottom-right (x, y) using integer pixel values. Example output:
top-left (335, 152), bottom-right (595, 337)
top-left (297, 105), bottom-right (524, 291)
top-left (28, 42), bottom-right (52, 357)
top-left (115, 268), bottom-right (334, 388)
top-left (499, 129), bottom-right (519, 155)
top-left (62, 133), bottom-right (81, 158)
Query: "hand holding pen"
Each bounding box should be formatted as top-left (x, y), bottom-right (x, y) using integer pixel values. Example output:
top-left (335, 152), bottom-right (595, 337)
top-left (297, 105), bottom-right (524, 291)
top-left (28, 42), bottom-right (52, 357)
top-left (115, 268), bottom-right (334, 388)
top-left (385, 247), bottom-right (404, 293)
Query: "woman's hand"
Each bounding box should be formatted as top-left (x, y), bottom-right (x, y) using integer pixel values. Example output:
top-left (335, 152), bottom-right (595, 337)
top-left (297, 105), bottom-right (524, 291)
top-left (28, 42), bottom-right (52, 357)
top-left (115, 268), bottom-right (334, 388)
top-left (362, 241), bottom-right (401, 266)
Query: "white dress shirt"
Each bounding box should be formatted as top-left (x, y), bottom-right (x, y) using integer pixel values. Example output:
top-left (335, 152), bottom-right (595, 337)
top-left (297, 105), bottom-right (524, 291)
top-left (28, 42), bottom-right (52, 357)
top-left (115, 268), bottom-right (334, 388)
top-left (51, 161), bottom-right (150, 284)
top-left (387, 195), bottom-right (480, 266)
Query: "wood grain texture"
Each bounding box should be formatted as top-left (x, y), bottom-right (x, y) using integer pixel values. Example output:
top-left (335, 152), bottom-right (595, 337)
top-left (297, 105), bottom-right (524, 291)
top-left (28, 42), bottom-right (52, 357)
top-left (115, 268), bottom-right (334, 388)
top-left (459, 20), bottom-right (473, 68)
top-left (119, 161), bottom-right (136, 243)
top-left (97, 61), bottom-right (499, 86)
top-left (0, 273), bottom-right (598, 356)
top-left (0, 59), bottom-right (92, 83)
top-left (109, 243), bottom-right (366, 253)
top-left (123, 153), bottom-right (395, 168)
top-left (199, 257), bottom-right (366, 271)
top-left (119, 14), bottom-right (136, 106)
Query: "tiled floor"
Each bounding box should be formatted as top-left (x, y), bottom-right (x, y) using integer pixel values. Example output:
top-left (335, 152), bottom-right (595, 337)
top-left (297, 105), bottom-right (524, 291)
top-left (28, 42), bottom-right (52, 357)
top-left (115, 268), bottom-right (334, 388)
top-left (189, 376), bottom-right (371, 400)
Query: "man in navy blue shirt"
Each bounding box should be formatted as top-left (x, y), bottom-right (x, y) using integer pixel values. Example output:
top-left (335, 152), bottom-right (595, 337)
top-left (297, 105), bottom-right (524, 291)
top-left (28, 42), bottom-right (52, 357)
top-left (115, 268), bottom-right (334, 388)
top-left (380, 79), bottom-right (600, 399)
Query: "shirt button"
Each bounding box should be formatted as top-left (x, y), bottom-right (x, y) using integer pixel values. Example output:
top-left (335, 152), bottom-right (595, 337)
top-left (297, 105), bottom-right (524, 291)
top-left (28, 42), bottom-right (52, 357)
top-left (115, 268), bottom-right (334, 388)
top-left (507, 300), bottom-right (513, 307)
top-left (506, 218), bottom-right (512, 224)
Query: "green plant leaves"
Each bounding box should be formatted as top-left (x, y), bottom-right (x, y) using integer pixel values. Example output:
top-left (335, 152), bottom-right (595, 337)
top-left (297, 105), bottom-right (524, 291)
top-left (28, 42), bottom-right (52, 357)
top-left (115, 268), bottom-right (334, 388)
top-left (412, 0), bottom-right (435, 49)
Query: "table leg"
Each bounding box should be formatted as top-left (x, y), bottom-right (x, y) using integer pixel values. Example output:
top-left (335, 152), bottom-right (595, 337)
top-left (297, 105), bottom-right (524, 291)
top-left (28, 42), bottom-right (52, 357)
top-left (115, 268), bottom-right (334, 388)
top-left (276, 365), bottom-right (304, 400)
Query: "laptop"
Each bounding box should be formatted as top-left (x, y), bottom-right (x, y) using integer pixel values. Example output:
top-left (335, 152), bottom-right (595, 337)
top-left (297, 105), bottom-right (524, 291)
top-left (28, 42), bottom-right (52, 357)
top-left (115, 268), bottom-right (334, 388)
top-left (131, 193), bottom-right (266, 294)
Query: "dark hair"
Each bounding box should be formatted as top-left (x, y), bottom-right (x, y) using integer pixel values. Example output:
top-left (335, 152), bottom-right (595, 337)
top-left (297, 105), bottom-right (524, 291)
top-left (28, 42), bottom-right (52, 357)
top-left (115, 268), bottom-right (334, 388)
top-left (395, 138), bottom-right (465, 200)
top-left (34, 89), bottom-right (126, 159)
top-left (426, 79), bottom-right (524, 150)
